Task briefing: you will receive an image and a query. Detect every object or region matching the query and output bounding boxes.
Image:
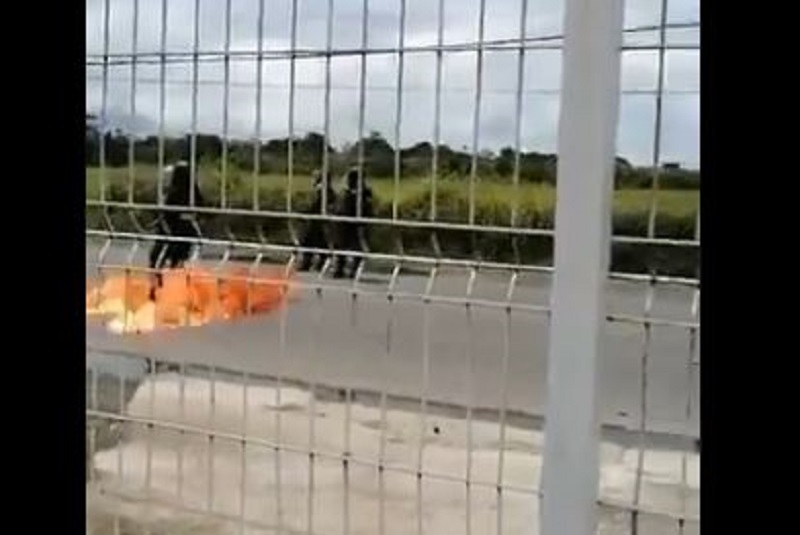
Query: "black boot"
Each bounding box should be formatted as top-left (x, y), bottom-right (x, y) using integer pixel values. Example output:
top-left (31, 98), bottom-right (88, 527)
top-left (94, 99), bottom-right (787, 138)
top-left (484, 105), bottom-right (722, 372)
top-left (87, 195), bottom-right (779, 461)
top-left (297, 254), bottom-right (313, 272)
top-left (331, 257), bottom-right (347, 279)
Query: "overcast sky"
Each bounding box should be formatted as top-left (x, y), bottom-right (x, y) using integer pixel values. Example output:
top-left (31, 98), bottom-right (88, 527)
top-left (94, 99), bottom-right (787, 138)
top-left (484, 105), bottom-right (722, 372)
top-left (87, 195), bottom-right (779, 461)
top-left (86, 0), bottom-right (699, 168)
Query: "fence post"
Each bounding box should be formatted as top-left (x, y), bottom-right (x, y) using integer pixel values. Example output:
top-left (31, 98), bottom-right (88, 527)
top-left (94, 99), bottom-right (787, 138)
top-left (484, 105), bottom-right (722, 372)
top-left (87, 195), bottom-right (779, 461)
top-left (540, 0), bottom-right (625, 534)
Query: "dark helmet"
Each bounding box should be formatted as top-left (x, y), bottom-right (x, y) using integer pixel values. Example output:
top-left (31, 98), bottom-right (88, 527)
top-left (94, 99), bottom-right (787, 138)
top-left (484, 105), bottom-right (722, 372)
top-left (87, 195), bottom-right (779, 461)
top-left (345, 167), bottom-right (364, 191)
top-left (165, 160), bottom-right (203, 206)
top-left (169, 161), bottom-right (191, 194)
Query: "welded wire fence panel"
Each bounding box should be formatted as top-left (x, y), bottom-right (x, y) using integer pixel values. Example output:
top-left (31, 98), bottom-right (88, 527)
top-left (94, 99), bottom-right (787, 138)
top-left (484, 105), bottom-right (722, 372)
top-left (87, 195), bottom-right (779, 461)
top-left (85, 0), bottom-right (699, 533)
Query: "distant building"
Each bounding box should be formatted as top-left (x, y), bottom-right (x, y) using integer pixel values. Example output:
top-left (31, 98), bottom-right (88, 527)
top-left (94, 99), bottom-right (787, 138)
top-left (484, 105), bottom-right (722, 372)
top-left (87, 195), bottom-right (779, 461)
top-left (662, 162), bottom-right (681, 170)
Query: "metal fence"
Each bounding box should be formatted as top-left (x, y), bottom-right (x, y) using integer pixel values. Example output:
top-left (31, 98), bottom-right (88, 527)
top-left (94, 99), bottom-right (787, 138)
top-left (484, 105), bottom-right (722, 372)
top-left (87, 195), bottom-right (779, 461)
top-left (85, 0), bottom-right (699, 533)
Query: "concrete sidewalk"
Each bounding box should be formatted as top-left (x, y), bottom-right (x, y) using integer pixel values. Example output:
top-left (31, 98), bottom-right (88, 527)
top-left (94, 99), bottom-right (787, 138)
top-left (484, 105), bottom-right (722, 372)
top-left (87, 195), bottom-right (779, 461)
top-left (87, 373), bottom-right (699, 535)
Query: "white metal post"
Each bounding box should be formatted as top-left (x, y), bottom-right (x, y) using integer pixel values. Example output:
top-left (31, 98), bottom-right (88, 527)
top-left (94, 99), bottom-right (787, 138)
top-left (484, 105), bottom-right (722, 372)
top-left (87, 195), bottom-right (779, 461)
top-left (540, 0), bottom-right (625, 534)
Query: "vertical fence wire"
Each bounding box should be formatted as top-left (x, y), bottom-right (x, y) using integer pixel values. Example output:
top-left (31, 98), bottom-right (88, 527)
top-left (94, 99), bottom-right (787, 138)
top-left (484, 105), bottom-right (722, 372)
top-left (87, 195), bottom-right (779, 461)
top-left (206, 366), bottom-right (217, 512)
top-left (287, 0), bottom-right (299, 213)
top-left (646, 0), bottom-right (670, 238)
top-left (86, 1), bottom-right (699, 533)
top-left (379, 263), bottom-right (401, 535)
top-left (238, 371), bottom-right (250, 533)
top-left (468, 0), bottom-right (488, 227)
top-left (220, 0), bottom-right (232, 210)
top-left (321, 0), bottom-right (335, 216)
top-left (631, 278), bottom-right (656, 534)
top-left (511, 0), bottom-right (529, 229)
top-left (116, 351), bottom-right (126, 488)
top-left (176, 360), bottom-right (187, 502)
top-left (356, 0), bottom-right (370, 220)
top-left (306, 273), bottom-right (327, 535)
top-left (253, 0), bottom-right (266, 211)
top-left (275, 255), bottom-right (292, 531)
top-left (496, 270), bottom-right (518, 535)
top-left (463, 268), bottom-right (478, 535)
top-left (88, 360), bottom-right (99, 485)
top-left (430, 0), bottom-right (446, 223)
top-left (127, 0), bottom-right (139, 204)
top-left (156, 0), bottom-right (168, 206)
top-left (144, 358), bottom-right (156, 500)
top-left (99, 0), bottom-right (111, 203)
top-left (189, 0), bottom-right (201, 208)
top-left (392, 0), bottom-right (407, 221)
top-left (417, 266), bottom-right (438, 535)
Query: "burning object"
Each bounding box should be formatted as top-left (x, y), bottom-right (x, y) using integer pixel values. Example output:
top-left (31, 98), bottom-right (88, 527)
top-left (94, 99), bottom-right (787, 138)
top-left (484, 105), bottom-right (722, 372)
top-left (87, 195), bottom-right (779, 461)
top-left (86, 266), bottom-right (295, 334)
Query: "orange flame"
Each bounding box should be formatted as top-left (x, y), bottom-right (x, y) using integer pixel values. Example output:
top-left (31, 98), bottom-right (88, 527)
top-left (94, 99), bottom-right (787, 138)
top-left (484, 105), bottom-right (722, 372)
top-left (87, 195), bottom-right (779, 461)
top-left (87, 266), bottom-right (296, 334)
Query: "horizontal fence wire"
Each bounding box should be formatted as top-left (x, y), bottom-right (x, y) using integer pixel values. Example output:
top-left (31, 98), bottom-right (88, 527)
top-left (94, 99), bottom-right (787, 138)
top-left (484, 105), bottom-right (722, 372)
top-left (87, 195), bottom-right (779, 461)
top-left (86, 0), bottom-right (699, 533)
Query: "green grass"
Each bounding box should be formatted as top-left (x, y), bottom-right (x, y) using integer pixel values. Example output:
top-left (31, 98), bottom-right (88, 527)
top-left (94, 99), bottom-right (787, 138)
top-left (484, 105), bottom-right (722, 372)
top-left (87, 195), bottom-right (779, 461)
top-left (86, 165), bottom-right (699, 219)
top-left (86, 165), bottom-right (699, 275)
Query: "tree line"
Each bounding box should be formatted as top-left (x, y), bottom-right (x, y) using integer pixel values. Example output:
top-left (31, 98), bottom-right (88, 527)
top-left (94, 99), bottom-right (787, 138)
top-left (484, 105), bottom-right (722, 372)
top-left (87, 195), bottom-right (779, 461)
top-left (86, 114), bottom-right (700, 190)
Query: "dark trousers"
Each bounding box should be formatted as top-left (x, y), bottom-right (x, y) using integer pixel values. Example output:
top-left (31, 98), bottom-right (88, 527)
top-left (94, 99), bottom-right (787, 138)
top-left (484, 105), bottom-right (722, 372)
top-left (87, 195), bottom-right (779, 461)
top-left (148, 217), bottom-right (197, 296)
top-left (298, 223), bottom-right (330, 271)
top-left (149, 217), bottom-right (196, 269)
top-left (332, 224), bottom-right (366, 278)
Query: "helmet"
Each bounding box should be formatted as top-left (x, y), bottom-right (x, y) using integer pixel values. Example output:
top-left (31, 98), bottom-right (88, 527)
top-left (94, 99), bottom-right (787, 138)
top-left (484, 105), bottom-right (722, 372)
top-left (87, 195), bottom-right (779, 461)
top-left (345, 168), bottom-right (362, 191)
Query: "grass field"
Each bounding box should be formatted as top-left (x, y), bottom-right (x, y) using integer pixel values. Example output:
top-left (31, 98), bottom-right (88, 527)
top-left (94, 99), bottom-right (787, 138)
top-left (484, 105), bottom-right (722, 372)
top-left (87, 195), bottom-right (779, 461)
top-left (86, 165), bottom-right (699, 220)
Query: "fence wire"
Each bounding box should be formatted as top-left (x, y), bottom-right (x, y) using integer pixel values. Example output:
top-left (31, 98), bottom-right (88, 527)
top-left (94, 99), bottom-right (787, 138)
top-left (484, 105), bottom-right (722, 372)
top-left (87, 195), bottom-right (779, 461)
top-left (86, 0), bottom-right (699, 534)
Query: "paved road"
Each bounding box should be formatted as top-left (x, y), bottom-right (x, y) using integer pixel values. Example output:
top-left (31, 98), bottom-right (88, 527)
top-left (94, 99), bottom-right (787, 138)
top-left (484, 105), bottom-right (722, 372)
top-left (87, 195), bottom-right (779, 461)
top-left (86, 240), bottom-right (700, 445)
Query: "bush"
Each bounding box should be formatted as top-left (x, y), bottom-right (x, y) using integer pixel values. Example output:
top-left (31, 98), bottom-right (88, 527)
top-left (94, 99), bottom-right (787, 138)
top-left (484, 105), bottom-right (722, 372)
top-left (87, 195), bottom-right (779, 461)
top-left (87, 166), bottom-right (698, 276)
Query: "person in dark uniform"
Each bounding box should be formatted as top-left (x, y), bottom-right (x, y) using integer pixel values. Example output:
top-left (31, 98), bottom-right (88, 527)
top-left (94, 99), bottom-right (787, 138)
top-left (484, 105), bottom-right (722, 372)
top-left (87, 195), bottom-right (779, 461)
top-left (148, 160), bottom-right (205, 293)
top-left (297, 170), bottom-right (337, 272)
top-left (332, 167), bottom-right (373, 279)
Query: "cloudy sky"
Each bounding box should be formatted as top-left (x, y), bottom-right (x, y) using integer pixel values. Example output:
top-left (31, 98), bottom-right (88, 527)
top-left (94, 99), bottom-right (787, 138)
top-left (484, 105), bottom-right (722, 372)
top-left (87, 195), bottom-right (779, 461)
top-left (86, 0), bottom-right (699, 168)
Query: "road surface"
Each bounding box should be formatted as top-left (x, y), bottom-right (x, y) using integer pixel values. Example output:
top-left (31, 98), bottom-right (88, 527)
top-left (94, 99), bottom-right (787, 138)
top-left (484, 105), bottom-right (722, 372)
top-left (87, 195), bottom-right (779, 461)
top-left (86, 240), bottom-right (700, 445)
top-left (86, 239), bottom-right (700, 534)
